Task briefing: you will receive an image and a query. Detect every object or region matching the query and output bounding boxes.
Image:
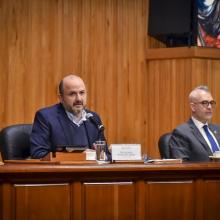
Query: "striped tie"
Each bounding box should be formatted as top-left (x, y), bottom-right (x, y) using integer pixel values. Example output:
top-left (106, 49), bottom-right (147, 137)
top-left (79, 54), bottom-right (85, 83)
top-left (203, 125), bottom-right (219, 153)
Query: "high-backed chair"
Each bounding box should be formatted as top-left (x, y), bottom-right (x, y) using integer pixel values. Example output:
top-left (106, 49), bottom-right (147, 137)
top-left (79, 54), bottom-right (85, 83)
top-left (158, 133), bottom-right (171, 159)
top-left (0, 124), bottom-right (32, 160)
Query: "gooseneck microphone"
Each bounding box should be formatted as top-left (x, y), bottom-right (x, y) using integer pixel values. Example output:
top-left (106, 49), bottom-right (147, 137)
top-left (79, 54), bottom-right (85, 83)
top-left (86, 112), bottom-right (111, 161)
top-left (86, 113), bottom-right (105, 132)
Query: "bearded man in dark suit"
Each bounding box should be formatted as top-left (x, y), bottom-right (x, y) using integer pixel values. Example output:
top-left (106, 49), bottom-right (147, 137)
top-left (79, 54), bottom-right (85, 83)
top-left (30, 74), bottom-right (106, 159)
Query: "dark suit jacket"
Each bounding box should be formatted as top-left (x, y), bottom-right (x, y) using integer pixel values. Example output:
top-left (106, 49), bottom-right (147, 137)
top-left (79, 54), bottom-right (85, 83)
top-left (30, 103), bottom-right (105, 158)
top-left (169, 118), bottom-right (220, 161)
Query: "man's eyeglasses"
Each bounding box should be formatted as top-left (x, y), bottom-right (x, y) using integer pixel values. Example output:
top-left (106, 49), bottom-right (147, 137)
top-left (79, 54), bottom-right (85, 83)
top-left (194, 100), bottom-right (216, 108)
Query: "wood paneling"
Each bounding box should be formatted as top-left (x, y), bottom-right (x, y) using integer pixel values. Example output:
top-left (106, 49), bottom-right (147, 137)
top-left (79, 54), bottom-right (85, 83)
top-left (83, 182), bottom-right (135, 220)
top-left (146, 181), bottom-right (194, 220)
top-left (0, 0), bottom-right (148, 154)
top-left (15, 183), bottom-right (71, 220)
top-left (1, 183), bottom-right (14, 220)
top-left (1, 0), bottom-right (220, 159)
top-left (0, 184), bottom-right (2, 219)
top-left (1, 162), bottom-right (220, 220)
top-left (146, 48), bottom-right (220, 157)
top-left (203, 180), bottom-right (220, 219)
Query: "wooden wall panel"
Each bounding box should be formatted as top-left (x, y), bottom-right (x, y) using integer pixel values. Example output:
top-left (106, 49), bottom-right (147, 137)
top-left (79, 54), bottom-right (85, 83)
top-left (1, 0), bottom-right (220, 159)
top-left (147, 55), bottom-right (220, 158)
top-left (146, 59), bottom-right (193, 156)
top-left (0, 0), bottom-right (148, 154)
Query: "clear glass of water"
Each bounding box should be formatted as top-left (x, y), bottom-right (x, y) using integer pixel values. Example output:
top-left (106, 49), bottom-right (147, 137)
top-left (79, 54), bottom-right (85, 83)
top-left (95, 141), bottom-right (106, 161)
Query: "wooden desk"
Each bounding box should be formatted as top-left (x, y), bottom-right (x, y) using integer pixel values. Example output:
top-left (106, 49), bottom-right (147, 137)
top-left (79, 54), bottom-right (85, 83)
top-left (1, 161), bottom-right (220, 220)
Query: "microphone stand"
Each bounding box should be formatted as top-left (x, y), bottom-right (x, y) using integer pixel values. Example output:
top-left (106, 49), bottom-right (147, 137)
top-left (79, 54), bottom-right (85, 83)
top-left (83, 121), bottom-right (92, 148)
top-left (85, 113), bottom-right (111, 160)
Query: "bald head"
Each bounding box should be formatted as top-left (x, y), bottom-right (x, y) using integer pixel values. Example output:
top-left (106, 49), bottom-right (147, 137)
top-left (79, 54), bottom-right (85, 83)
top-left (59, 74), bottom-right (85, 95)
top-left (58, 74), bottom-right (87, 117)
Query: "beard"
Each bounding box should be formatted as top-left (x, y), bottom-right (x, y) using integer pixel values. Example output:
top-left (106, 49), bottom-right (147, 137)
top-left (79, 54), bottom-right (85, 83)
top-left (72, 106), bottom-right (83, 116)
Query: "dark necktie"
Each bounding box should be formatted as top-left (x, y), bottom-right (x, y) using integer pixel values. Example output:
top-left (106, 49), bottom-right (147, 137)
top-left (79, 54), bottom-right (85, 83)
top-left (203, 125), bottom-right (219, 153)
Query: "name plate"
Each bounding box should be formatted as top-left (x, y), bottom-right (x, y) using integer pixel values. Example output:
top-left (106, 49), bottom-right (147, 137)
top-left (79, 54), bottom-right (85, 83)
top-left (111, 144), bottom-right (142, 161)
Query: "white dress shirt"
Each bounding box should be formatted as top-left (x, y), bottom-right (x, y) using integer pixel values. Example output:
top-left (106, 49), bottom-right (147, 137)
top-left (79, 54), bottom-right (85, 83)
top-left (65, 109), bottom-right (87, 127)
top-left (191, 116), bottom-right (219, 152)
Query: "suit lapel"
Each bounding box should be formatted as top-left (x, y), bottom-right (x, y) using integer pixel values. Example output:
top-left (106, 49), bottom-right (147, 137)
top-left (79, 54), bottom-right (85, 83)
top-left (188, 119), bottom-right (213, 155)
top-left (57, 104), bottom-right (73, 145)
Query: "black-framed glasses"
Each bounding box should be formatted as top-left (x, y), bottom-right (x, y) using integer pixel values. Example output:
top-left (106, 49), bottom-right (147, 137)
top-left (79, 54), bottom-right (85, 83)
top-left (194, 100), bottom-right (216, 108)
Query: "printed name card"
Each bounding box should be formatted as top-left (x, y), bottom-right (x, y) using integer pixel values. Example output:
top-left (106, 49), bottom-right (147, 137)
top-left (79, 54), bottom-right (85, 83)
top-left (111, 144), bottom-right (142, 161)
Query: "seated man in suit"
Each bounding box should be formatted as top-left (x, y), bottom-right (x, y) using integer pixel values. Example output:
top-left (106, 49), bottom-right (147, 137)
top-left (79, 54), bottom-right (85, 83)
top-left (30, 74), bottom-right (106, 159)
top-left (170, 85), bottom-right (220, 161)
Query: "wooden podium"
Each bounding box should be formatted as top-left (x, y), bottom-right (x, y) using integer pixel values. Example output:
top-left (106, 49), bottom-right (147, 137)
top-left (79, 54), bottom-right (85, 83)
top-left (42, 151), bottom-right (86, 161)
top-left (41, 151), bottom-right (97, 164)
top-left (2, 151), bottom-right (96, 165)
top-left (1, 162), bottom-right (220, 220)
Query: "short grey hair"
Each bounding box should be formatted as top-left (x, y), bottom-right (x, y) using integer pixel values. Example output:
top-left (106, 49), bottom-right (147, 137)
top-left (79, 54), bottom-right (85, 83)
top-left (189, 85), bottom-right (210, 102)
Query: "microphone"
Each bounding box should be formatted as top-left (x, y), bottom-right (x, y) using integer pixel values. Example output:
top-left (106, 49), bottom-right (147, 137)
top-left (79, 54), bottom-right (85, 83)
top-left (86, 113), bottom-right (105, 132)
top-left (86, 113), bottom-right (111, 161)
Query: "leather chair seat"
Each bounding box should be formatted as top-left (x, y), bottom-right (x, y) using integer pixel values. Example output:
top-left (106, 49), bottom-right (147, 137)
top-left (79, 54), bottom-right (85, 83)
top-left (158, 133), bottom-right (171, 159)
top-left (0, 124), bottom-right (32, 160)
